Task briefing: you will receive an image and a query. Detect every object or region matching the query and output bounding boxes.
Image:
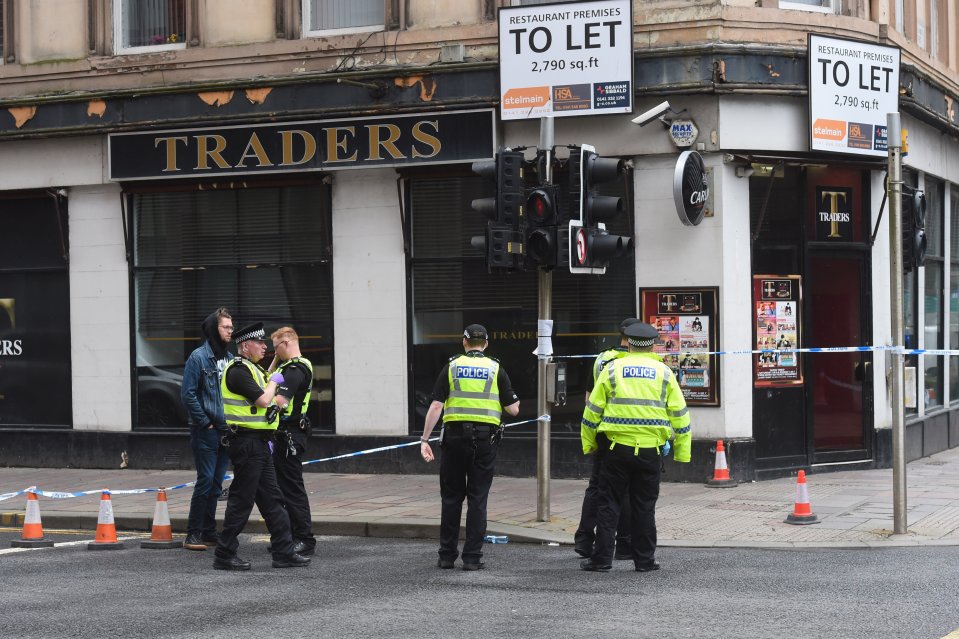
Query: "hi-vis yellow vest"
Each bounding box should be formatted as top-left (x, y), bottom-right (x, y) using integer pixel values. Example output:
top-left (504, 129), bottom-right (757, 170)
top-left (277, 357), bottom-right (313, 420)
top-left (442, 354), bottom-right (502, 426)
top-left (221, 358), bottom-right (274, 431)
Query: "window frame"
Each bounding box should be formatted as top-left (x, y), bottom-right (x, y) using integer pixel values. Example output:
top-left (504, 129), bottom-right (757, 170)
top-left (301, 0), bottom-right (386, 38)
top-left (113, 0), bottom-right (188, 55)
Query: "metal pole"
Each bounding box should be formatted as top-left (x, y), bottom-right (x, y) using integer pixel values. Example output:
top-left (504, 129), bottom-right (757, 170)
top-left (536, 117), bottom-right (554, 522)
top-left (887, 112), bottom-right (907, 534)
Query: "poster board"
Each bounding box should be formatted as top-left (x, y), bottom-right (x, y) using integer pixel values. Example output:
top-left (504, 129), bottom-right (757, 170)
top-left (752, 275), bottom-right (803, 387)
top-left (639, 287), bottom-right (720, 406)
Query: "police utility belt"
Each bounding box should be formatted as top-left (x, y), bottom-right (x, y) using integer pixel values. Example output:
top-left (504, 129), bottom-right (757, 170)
top-left (442, 422), bottom-right (494, 438)
top-left (230, 426), bottom-right (276, 441)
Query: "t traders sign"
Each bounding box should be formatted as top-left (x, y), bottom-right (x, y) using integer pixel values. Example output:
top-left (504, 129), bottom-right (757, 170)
top-left (108, 109), bottom-right (495, 181)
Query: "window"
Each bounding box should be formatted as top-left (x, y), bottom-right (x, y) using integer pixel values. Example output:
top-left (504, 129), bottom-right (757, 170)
top-left (903, 169), bottom-right (919, 415)
top-left (407, 169), bottom-right (636, 437)
top-left (779, 0), bottom-right (836, 12)
top-left (302, 0), bottom-right (384, 36)
top-left (922, 176), bottom-right (944, 409)
top-left (0, 194), bottom-right (72, 428)
top-left (950, 185), bottom-right (959, 403)
top-left (131, 183), bottom-right (335, 432)
top-left (114, 0), bottom-right (186, 54)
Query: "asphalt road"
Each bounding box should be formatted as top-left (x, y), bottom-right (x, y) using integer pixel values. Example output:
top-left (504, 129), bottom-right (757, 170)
top-left (1, 528), bottom-right (958, 639)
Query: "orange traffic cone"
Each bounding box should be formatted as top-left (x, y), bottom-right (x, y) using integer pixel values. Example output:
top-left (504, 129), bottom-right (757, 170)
top-left (87, 491), bottom-right (125, 550)
top-left (11, 490), bottom-right (54, 548)
top-left (784, 470), bottom-right (820, 525)
top-left (705, 439), bottom-right (738, 487)
top-left (141, 490), bottom-right (182, 549)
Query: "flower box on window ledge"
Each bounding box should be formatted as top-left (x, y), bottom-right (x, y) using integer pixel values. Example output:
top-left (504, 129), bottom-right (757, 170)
top-left (114, 0), bottom-right (187, 55)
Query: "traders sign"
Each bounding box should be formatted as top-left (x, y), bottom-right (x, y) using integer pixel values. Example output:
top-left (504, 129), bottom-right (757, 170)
top-left (108, 109), bottom-right (495, 181)
top-left (498, 0), bottom-right (633, 120)
top-left (808, 34), bottom-right (900, 158)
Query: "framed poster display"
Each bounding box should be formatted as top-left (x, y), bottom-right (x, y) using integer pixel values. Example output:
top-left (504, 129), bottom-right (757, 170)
top-left (639, 287), bottom-right (720, 406)
top-left (752, 274), bottom-right (803, 387)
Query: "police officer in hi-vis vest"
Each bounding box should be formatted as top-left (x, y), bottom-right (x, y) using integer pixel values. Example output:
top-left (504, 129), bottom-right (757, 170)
top-left (573, 317), bottom-right (639, 560)
top-left (267, 326), bottom-right (316, 557)
top-left (419, 324), bottom-right (520, 571)
top-left (580, 321), bottom-right (691, 573)
top-left (213, 322), bottom-right (310, 571)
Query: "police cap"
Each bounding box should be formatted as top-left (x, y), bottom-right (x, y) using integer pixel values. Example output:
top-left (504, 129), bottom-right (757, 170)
top-left (234, 322), bottom-right (267, 344)
top-left (619, 317), bottom-right (641, 335)
top-left (624, 322), bottom-right (659, 347)
top-left (463, 324), bottom-right (489, 341)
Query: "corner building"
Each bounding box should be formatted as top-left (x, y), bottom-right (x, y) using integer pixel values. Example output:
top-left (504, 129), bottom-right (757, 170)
top-left (0, 0), bottom-right (957, 481)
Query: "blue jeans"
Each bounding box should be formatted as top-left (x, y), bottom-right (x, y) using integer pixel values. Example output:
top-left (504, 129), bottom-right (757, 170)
top-left (187, 425), bottom-right (230, 536)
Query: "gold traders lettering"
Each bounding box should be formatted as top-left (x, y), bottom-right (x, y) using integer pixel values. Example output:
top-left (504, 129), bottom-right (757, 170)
top-left (491, 331), bottom-right (537, 340)
top-left (154, 120), bottom-right (442, 172)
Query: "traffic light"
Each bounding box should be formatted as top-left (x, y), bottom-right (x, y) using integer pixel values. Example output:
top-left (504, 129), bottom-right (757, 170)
top-left (901, 188), bottom-right (927, 272)
top-left (469, 150), bottom-right (526, 272)
top-left (525, 183), bottom-right (560, 269)
top-left (568, 144), bottom-right (633, 274)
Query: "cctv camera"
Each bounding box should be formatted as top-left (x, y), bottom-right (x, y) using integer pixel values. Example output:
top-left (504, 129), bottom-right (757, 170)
top-left (632, 101), bottom-right (672, 127)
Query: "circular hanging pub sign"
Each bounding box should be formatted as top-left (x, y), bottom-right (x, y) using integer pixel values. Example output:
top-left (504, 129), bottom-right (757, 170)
top-left (672, 150), bottom-right (709, 226)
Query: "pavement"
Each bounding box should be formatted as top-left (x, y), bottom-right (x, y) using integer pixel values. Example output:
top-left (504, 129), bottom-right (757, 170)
top-left (2, 445), bottom-right (959, 549)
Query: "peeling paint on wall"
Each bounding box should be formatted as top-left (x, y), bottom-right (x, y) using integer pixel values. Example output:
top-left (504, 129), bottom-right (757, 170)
top-left (245, 88), bottom-right (273, 104)
top-left (198, 91), bottom-right (235, 107)
top-left (87, 100), bottom-right (107, 118)
top-left (764, 64), bottom-right (781, 78)
top-left (946, 96), bottom-right (956, 123)
top-left (395, 75), bottom-right (437, 102)
top-left (9, 106), bottom-right (37, 129)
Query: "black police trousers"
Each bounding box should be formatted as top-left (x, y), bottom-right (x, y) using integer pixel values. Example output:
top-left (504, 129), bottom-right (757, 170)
top-left (438, 426), bottom-right (496, 564)
top-left (592, 444), bottom-right (661, 568)
top-left (272, 428), bottom-right (315, 552)
top-left (574, 434), bottom-right (631, 554)
top-left (216, 434), bottom-right (294, 559)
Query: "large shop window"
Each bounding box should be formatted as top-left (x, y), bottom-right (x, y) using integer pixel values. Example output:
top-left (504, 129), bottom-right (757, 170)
top-left (922, 176), bottom-right (945, 410)
top-left (131, 184), bottom-right (334, 432)
top-left (950, 185), bottom-right (959, 404)
top-left (408, 172), bottom-right (636, 437)
top-left (0, 194), bottom-right (72, 427)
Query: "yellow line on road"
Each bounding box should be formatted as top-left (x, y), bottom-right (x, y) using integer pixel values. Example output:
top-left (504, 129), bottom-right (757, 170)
top-left (940, 630), bottom-right (959, 639)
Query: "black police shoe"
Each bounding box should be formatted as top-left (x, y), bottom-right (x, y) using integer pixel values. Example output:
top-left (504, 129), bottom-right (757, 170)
top-left (634, 561), bottom-right (661, 572)
top-left (184, 533), bottom-right (208, 551)
top-left (436, 558), bottom-right (455, 569)
top-left (213, 555), bottom-right (251, 571)
top-left (292, 540), bottom-right (315, 556)
top-left (580, 559), bottom-right (612, 572)
top-left (462, 561), bottom-right (485, 571)
top-left (272, 553), bottom-right (311, 568)
top-left (573, 546), bottom-right (592, 558)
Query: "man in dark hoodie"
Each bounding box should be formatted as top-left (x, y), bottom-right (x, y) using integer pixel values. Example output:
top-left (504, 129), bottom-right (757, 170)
top-left (180, 307), bottom-right (234, 551)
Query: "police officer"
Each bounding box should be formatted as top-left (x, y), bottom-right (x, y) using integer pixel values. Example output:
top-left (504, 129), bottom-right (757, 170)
top-left (580, 321), bottom-right (691, 572)
top-left (419, 324), bottom-right (520, 571)
top-left (573, 318), bottom-right (639, 560)
top-left (213, 322), bottom-right (310, 571)
top-left (268, 326), bottom-right (316, 556)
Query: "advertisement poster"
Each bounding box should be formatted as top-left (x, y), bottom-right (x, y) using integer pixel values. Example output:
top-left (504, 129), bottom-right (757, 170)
top-left (639, 287), bottom-right (719, 406)
top-left (498, 0), bottom-right (633, 120)
top-left (753, 275), bottom-right (803, 387)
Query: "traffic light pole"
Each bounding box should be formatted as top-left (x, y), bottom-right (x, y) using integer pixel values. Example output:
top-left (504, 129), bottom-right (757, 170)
top-left (536, 117), bottom-right (554, 522)
top-left (887, 112), bottom-right (907, 535)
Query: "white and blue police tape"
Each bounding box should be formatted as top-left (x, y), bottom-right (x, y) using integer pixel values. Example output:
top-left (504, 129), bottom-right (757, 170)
top-left (0, 416), bottom-right (550, 502)
top-left (302, 415), bottom-right (549, 467)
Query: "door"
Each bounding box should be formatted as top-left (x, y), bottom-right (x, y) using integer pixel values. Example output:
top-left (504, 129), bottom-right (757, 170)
top-left (807, 251), bottom-right (872, 463)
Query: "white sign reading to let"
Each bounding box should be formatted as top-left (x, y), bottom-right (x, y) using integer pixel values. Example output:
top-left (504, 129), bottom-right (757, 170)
top-left (807, 34), bottom-right (900, 158)
top-left (498, 0), bottom-right (633, 121)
